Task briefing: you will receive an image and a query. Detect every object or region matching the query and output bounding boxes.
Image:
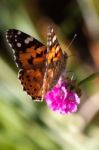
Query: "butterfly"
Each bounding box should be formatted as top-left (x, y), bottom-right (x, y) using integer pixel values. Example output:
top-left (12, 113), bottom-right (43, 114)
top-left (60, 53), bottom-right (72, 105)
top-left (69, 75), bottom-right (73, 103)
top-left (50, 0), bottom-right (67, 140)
top-left (6, 26), bottom-right (67, 101)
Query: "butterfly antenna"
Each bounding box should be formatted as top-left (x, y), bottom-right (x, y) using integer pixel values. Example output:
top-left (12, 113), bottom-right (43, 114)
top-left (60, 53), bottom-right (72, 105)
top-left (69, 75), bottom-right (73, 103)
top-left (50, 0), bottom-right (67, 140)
top-left (65, 34), bottom-right (77, 58)
top-left (66, 34), bottom-right (77, 51)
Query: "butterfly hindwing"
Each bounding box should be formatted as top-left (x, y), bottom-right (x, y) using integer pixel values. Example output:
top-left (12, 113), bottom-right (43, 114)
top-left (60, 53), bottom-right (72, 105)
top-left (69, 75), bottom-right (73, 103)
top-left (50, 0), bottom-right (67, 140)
top-left (19, 69), bottom-right (45, 100)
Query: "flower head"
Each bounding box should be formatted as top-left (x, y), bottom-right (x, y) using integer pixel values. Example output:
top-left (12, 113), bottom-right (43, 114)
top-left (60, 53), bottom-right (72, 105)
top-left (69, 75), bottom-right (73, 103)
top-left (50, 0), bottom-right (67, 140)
top-left (45, 77), bottom-right (80, 115)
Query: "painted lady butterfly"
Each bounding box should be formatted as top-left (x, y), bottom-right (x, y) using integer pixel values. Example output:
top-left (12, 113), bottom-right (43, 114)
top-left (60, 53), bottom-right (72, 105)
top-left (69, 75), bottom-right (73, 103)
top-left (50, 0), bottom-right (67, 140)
top-left (6, 27), bottom-right (67, 101)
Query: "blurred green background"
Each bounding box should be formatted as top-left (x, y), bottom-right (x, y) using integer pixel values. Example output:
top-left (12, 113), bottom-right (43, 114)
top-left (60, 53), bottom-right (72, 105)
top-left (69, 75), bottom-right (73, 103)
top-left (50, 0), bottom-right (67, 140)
top-left (0, 0), bottom-right (99, 150)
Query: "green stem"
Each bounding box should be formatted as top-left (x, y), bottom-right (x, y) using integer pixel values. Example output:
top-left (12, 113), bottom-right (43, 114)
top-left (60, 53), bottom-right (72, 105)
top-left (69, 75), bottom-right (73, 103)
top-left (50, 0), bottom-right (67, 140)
top-left (78, 72), bottom-right (99, 86)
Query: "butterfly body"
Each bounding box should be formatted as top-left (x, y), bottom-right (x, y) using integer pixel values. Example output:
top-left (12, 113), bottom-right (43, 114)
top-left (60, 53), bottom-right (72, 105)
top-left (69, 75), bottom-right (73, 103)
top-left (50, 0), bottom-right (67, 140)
top-left (6, 27), bottom-right (67, 101)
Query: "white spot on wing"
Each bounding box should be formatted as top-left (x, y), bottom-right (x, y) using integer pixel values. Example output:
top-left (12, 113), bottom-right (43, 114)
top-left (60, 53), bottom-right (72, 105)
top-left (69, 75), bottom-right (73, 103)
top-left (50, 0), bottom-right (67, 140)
top-left (17, 31), bottom-right (21, 35)
top-left (6, 39), bottom-right (9, 42)
top-left (13, 55), bottom-right (16, 60)
top-left (29, 37), bottom-right (34, 41)
top-left (6, 33), bottom-right (8, 38)
top-left (24, 37), bottom-right (34, 44)
top-left (51, 28), bottom-right (54, 33)
top-left (16, 62), bottom-right (19, 68)
top-left (9, 43), bottom-right (12, 47)
top-left (17, 43), bottom-right (21, 47)
top-left (56, 46), bottom-right (60, 52)
top-left (24, 39), bottom-right (29, 44)
top-left (52, 35), bottom-right (56, 43)
top-left (12, 49), bottom-right (15, 54)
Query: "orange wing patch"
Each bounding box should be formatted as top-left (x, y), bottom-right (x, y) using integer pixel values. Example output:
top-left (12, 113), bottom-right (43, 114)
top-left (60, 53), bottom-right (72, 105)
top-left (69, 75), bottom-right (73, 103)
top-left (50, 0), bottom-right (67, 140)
top-left (18, 46), bottom-right (47, 69)
top-left (47, 45), bottom-right (62, 64)
top-left (19, 69), bottom-right (45, 100)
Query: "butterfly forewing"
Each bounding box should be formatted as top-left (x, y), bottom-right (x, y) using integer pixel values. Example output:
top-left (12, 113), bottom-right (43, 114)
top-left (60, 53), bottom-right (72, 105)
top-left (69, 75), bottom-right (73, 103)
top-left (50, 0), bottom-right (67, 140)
top-left (6, 29), bottom-right (47, 69)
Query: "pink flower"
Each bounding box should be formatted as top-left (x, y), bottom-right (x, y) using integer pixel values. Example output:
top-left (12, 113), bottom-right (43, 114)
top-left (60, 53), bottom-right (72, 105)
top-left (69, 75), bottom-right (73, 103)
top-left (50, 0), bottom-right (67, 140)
top-left (45, 77), bottom-right (80, 115)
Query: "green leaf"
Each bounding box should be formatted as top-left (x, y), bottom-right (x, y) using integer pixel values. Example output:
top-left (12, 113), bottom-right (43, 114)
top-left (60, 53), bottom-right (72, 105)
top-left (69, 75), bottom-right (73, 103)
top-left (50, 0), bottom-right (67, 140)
top-left (78, 72), bottom-right (99, 86)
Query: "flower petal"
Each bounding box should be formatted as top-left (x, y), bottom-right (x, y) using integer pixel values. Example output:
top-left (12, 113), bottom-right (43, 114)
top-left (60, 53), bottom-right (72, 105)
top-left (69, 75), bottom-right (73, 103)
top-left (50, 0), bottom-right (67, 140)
top-left (45, 77), bottom-right (80, 115)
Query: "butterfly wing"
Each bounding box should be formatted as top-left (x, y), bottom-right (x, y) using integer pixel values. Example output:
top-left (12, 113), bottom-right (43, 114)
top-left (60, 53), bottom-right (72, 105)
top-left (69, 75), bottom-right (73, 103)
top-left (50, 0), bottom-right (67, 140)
top-left (6, 29), bottom-right (47, 100)
top-left (42, 27), bottom-right (67, 98)
top-left (6, 29), bottom-right (47, 69)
